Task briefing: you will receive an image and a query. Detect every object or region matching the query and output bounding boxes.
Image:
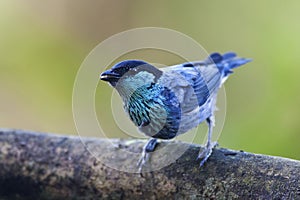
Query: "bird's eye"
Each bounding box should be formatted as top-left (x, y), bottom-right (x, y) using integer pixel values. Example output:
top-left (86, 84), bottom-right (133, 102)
top-left (131, 68), bottom-right (137, 72)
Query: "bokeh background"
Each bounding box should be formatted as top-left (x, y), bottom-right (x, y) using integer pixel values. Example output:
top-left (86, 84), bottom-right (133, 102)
top-left (1, 1), bottom-right (299, 160)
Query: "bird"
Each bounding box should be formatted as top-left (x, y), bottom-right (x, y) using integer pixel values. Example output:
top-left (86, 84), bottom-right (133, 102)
top-left (100, 52), bottom-right (251, 171)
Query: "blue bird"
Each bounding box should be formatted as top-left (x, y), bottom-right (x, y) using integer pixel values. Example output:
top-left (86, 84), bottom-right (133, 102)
top-left (100, 52), bottom-right (251, 171)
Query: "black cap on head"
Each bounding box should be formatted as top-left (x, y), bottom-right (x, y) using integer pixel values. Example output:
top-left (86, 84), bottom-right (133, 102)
top-left (100, 60), bottom-right (162, 86)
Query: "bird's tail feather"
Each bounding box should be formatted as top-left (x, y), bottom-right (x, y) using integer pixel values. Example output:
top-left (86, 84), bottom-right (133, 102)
top-left (206, 52), bottom-right (252, 76)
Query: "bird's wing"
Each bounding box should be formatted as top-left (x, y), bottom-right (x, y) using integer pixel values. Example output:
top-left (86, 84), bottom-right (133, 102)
top-left (160, 62), bottom-right (222, 111)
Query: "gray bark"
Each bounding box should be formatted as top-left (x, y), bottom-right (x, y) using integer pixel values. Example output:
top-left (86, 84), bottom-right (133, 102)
top-left (0, 129), bottom-right (299, 199)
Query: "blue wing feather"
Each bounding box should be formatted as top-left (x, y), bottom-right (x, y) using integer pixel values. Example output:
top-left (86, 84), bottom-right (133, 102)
top-left (163, 52), bottom-right (250, 108)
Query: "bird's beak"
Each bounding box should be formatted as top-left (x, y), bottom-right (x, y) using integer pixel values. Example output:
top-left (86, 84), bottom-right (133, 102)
top-left (100, 70), bottom-right (120, 82)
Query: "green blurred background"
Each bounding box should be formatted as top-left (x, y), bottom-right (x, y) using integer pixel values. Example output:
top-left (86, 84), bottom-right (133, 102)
top-left (1, 1), bottom-right (299, 160)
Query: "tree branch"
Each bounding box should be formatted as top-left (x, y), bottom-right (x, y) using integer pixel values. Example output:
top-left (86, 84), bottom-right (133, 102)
top-left (0, 129), bottom-right (299, 199)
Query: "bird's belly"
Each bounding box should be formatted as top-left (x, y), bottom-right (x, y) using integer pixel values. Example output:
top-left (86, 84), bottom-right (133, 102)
top-left (131, 96), bottom-right (217, 139)
top-left (177, 96), bottom-right (217, 135)
top-left (140, 109), bottom-right (203, 138)
top-left (137, 103), bottom-right (181, 140)
top-left (177, 110), bottom-right (202, 135)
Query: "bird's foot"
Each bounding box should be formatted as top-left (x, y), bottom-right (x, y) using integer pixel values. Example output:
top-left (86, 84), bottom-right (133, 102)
top-left (137, 138), bottom-right (158, 174)
top-left (137, 149), bottom-right (150, 173)
top-left (197, 141), bottom-right (218, 167)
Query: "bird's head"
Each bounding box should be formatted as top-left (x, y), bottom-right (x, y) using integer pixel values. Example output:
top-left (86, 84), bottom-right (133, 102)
top-left (100, 60), bottom-right (162, 98)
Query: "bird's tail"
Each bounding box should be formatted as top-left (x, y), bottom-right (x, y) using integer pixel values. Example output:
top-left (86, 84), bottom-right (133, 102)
top-left (206, 52), bottom-right (252, 76)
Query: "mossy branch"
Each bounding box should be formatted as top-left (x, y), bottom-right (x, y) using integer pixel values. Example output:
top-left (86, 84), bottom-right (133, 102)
top-left (0, 129), bottom-right (299, 199)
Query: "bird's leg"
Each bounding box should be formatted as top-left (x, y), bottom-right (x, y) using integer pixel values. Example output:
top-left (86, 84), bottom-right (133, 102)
top-left (137, 138), bottom-right (158, 173)
top-left (197, 117), bottom-right (218, 167)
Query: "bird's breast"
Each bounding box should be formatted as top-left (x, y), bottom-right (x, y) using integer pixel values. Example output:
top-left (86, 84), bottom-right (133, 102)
top-left (124, 86), bottom-right (182, 139)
